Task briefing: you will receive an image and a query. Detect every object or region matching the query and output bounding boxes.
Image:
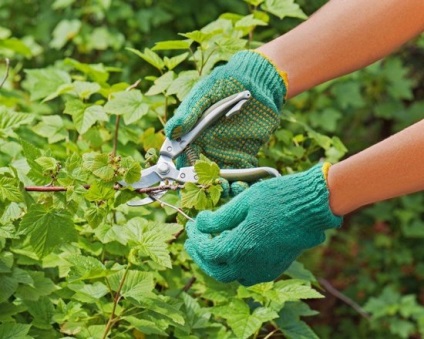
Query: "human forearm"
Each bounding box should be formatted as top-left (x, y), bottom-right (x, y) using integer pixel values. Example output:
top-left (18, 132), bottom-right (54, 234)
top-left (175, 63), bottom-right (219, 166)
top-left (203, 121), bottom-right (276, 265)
top-left (257, 0), bottom-right (424, 98)
top-left (328, 119), bottom-right (424, 215)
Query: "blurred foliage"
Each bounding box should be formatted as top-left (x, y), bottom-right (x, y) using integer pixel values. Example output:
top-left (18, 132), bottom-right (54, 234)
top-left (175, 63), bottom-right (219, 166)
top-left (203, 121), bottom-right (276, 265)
top-left (0, 0), bottom-right (423, 338)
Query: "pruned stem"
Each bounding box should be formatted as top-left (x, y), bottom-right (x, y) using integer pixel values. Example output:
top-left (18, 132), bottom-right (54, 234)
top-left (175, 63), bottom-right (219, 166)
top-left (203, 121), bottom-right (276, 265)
top-left (318, 278), bottom-right (370, 319)
top-left (154, 197), bottom-right (194, 222)
top-left (25, 183), bottom-right (184, 193)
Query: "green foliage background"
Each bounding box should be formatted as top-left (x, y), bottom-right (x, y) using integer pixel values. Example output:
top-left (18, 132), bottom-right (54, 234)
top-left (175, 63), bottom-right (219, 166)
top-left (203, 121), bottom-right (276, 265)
top-left (0, 0), bottom-right (423, 338)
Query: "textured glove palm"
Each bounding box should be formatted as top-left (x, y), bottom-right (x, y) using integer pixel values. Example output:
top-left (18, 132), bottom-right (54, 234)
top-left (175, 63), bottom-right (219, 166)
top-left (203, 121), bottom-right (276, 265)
top-left (165, 51), bottom-right (288, 171)
top-left (185, 163), bottom-right (343, 286)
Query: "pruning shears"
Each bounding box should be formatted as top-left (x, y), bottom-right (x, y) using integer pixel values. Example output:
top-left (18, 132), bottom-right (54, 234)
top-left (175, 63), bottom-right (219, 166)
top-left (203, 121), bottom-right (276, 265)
top-left (120, 90), bottom-right (280, 206)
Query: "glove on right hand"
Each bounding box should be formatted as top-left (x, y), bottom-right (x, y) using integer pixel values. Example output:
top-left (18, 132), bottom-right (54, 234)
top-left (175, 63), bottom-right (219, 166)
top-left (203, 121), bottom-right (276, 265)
top-left (185, 163), bottom-right (343, 286)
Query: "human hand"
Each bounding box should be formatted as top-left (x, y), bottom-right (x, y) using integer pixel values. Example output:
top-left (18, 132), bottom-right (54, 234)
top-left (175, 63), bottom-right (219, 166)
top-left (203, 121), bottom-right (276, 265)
top-left (165, 50), bottom-right (288, 173)
top-left (184, 163), bottom-right (343, 286)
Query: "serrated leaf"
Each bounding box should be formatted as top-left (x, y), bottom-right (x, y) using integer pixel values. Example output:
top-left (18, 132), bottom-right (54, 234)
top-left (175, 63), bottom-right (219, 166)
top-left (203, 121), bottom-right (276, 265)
top-left (64, 98), bottom-right (108, 134)
top-left (207, 184), bottom-right (222, 205)
top-left (181, 182), bottom-right (208, 210)
top-left (0, 275), bottom-right (18, 303)
top-left (235, 14), bottom-right (267, 28)
top-left (145, 71), bottom-right (175, 96)
top-left (66, 254), bottom-right (111, 281)
top-left (108, 270), bottom-right (155, 300)
top-left (35, 156), bottom-right (58, 172)
top-left (276, 301), bottom-right (319, 339)
top-left (0, 177), bottom-right (23, 202)
top-left (50, 19), bottom-right (81, 49)
top-left (213, 299), bottom-right (278, 339)
top-left (18, 205), bottom-right (77, 258)
top-left (127, 47), bottom-right (165, 71)
top-left (104, 90), bottom-right (149, 125)
top-left (72, 81), bottom-right (101, 99)
top-left (262, 0), bottom-right (307, 20)
top-left (14, 271), bottom-right (57, 301)
top-left (24, 68), bottom-right (71, 101)
top-left (0, 323), bottom-right (31, 339)
top-left (167, 70), bottom-right (200, 100)
top-left (84, 181), bottom-right (115, 201)
top-left (194, 156), bottom-right (220, 185)
top-left (0, 107), bottom-right (34, 139)
top-left (274, 280), bottom-right (324, 301)
top-left (24, 296), bottom-right (55, 330)
top-left (83, 153), bottom-right (114, 181)
top-left (152, 40), bottom-right (192, 51)
top-left (32, 115), bottom-right (67, 143)
top-left (164, 52), bottom-right (189, 70)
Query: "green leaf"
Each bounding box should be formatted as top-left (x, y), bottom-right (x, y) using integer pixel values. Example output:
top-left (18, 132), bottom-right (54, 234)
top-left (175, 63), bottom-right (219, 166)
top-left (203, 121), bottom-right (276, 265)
top-left (152, 40), bottom-right (192, 51)
top-left (50, 19), bottom-right (81, 49)
top-left (67, 281), bottom-right (109, 303)
top-left (35, 156), bottom-right (58, 172)
top-left (194, 155), bottom-right (220, 185)
top-left (24, 68), bottom-right (71, 101)
top-left (284, 261), bottom-right (317, 282)
top-left (72, 81), bottom-right (101, 100)
top-left (235, 14), bottom-right (268, 28)
top-left (275, 301), bottom-right (319, 339)
top-left (262, 0), bottom-right (307, 20)
top-left (126, 218), bottom-right (182, 268)
top-left (179, 30), bottom-right (214, 43)
top-left (66, 254), bottom-right (112, 281)
top-left (0, 107), bottom-right (34, 139)
top-left (32, 115), bottom-right (67, 143)
top-left (104, 90), bottom-right (149, 125)
top-left (14, 271), bottom-right (57, 301)
top-left (164, 52), bottom-right (189, 70)
top-left (274, 280), bottom-right (324, 302)
top-left (82, 153), bottom-right (115, 182)
top-left (64, 98), bottom-right (108, 134)
top-left (20, 139), bottom-right (49, 184)
top-left (0, 177), bottom-right (23, 203)
top-left (24, 296), bottom-right (55, 330)
top-left (0, 323), bottom-right (31, 339)
top-left (0, 275), bottom-right (18, 303)
top-left (84, 181), bottom-right (115, 202)
top-left (145, 71), bottom-right (175, 96)
top-left (167, 70), bottom-right (200, 101)
top-left (181, 182), bottom-right (208, 210)
top-left (213, 299), bottom-right (278, 339)
top-left (108, 270), bottom-right (155, 300)
top-left (126, 47), bottom-right (165, 71)
top-left (18, 205), bottom-right (77, 258)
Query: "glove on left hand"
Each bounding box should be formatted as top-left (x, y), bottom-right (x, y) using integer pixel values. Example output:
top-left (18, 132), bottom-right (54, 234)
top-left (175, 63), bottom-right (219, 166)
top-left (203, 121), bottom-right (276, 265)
top-left (185, 163), bottom-right (343, 286)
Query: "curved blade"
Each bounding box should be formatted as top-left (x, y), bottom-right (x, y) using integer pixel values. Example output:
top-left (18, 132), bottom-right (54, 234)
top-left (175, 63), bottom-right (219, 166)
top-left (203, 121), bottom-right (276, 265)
top-left (119, 165), bottom-right (161, 189)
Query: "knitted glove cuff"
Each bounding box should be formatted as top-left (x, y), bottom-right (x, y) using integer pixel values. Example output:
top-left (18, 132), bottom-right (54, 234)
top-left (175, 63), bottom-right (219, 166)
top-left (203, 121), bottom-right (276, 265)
top-left (282, 163), bottom-right (343, 232)
top-left (226, 50), bottom-right (288, 111)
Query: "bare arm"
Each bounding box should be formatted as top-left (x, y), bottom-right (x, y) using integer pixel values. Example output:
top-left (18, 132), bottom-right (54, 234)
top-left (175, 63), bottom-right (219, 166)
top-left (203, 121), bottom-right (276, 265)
top-left (328, 119), bottom-right (424, 215)
top-left (258, 0), bottom-right (424, 98)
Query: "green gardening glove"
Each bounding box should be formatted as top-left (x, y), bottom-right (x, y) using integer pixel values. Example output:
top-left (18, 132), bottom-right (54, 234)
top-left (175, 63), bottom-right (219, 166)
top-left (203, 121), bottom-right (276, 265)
top-left (184, 163), bottom-right (343, 286)
top-left (165, 50), bottom-right (288, 174)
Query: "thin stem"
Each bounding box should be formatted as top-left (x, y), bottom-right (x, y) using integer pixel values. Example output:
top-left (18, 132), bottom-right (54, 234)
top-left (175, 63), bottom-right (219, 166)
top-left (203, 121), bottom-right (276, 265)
top-left (154, 197), bottom-right (194, 222)
top-left (318, 278), bottom-right (370, 319)
top-left (102, 264), bottom-right (131, 339)
top-left (263, 329), bottom-right (279, 339)
top-left (0, 58), bottom-right (10, 89)
top-left (188, 47), bottom-right (200, 75)
top-left (111, 79), bottom-right (141, 157)
top-left (24, 183), bottom-right (184, 193)
top-left (176, 277), bottom-right (196, 297)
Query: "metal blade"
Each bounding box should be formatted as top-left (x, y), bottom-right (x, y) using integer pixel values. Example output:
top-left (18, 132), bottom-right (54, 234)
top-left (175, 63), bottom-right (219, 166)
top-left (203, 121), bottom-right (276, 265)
top-left (118, 165), bottom-right (161, 189)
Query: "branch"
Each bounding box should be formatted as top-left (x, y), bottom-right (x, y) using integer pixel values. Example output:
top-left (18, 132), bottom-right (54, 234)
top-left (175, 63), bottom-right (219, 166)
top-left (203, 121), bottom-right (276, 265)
top-left (153, 197), bottom-right (194, 222)
top-left (102, 264), bottom-right (131, 339)
top-left (176, 276), bottom-right (196, 297)
top-left (0, 58), bottom-right (10, 89)
top-left (318, 278), bottom-right (370, 320)
top-left (24, 183), bottom-right (184, 194)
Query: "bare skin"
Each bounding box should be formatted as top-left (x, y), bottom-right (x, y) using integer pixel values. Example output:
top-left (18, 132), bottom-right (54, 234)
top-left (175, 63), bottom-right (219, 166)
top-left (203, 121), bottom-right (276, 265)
top-left (258, 0), bottom-right (424, 98)
top-left (256, 0), bottom-right (424, 215)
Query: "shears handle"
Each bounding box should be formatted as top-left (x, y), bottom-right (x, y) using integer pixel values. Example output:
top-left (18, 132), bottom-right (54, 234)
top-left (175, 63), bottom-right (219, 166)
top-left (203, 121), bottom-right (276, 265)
top-left (160, 91), bottom-right (251, 159)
